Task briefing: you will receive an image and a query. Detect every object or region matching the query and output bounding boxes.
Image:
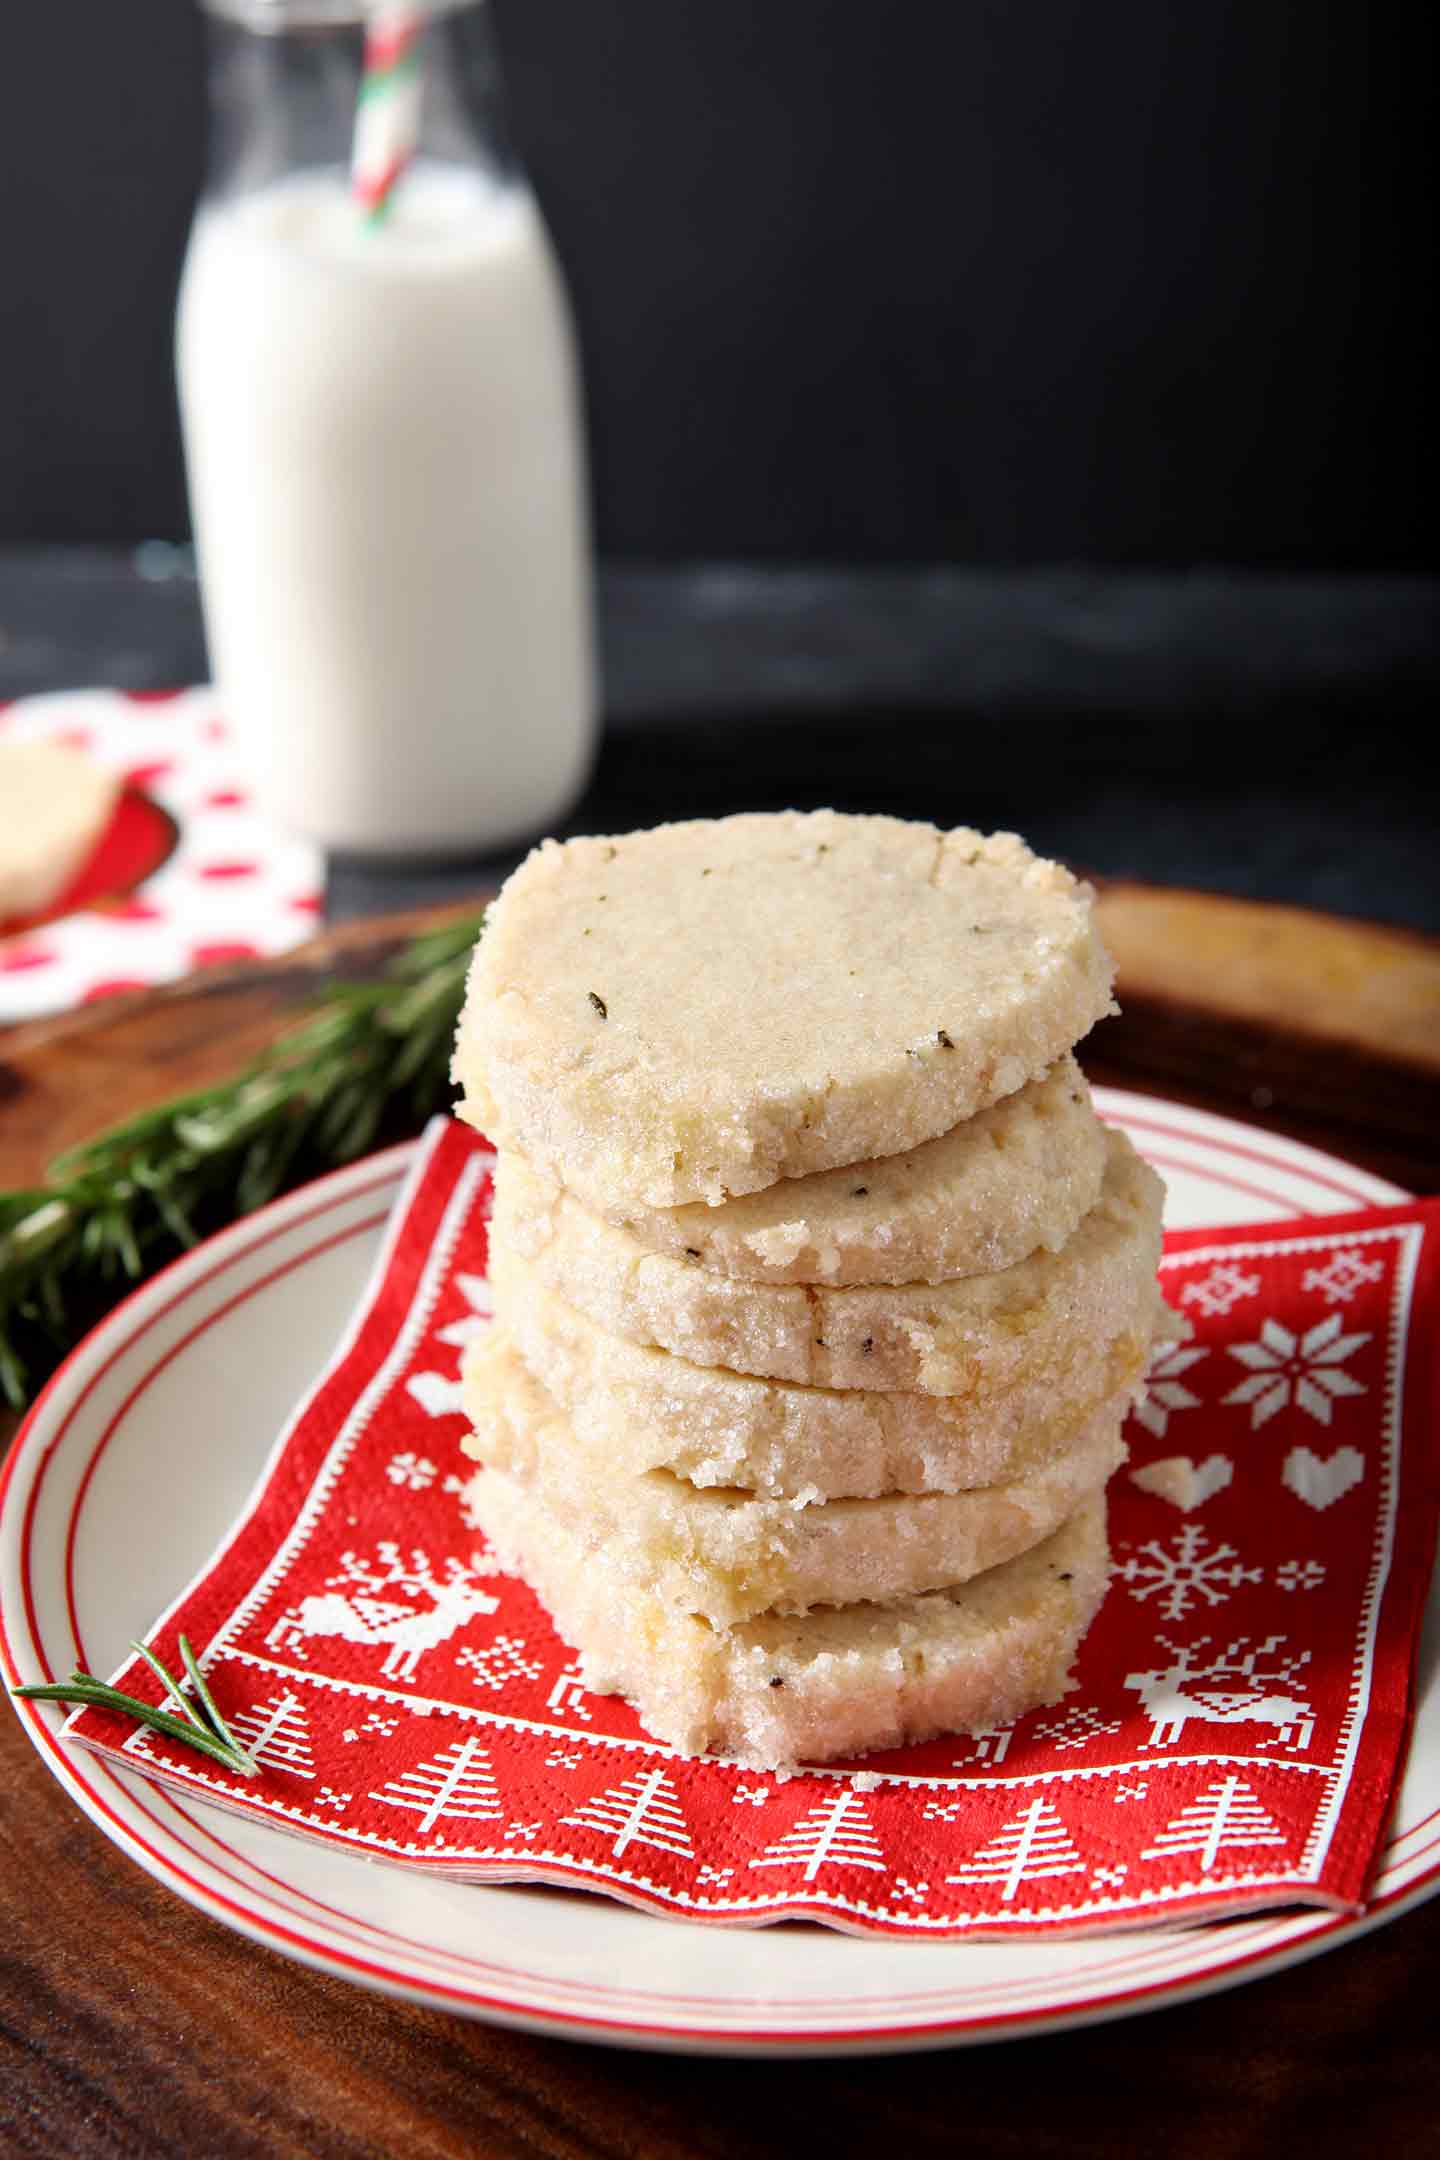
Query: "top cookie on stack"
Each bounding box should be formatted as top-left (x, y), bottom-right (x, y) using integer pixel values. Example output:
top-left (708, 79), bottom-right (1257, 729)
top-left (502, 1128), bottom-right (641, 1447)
top-left (453, 810), bottom-right (1116, 1214)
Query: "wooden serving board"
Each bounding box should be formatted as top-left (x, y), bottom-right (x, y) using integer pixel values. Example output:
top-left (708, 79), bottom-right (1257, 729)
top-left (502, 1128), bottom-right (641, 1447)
top-left (1, 881), bottom-right (1437, 2155)
top-left (3, 881), bottom-right (1437, 1195)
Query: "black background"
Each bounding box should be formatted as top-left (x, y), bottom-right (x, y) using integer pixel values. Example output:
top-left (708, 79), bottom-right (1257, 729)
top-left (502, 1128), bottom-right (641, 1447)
top-left (1, 0), bottom-right (1435, 566)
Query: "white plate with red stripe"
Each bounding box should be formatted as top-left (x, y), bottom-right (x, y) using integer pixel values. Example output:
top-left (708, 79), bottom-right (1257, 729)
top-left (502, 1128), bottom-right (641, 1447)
top-left (2, 1091), bottom-right (1434, 2055)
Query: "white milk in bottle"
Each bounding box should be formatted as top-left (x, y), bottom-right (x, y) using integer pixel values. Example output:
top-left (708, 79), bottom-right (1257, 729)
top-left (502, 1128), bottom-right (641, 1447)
top-left (177, 3), bottom-right (594, 855)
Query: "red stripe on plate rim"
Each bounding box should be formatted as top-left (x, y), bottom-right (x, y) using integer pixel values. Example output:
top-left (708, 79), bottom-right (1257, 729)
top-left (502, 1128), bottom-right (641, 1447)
top-left (1106, 1102), bottom-right (1403, 1208)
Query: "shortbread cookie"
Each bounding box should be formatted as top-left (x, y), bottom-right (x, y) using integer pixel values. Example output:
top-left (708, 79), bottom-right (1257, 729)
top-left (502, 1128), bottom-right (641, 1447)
top-left (483, 1260), bottom-right (1157, 1498)
top-left (492, 1124), bottom-right (1164, 1396)
top-left (464, 1469), bottom-right (1110, 1768)
top-left (0, 740), bottom-right (121, 921)
top-left (453, 812), bottom-right (1115, 1212)
top-left (463, 1335), bottom-right (1126, 1624)
top-left (545, 1056), bottom-right (1107, 1288)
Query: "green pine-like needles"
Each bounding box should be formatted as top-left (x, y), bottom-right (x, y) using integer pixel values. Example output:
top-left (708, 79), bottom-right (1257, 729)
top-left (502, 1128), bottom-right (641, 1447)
top-left (14, 1632), bottom-right (260, 1777)
top-left (0, 910), bottom-right (485, 1411)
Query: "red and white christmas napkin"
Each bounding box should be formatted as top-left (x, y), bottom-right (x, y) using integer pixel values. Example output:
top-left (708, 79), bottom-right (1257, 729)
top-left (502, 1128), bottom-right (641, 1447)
top-left (67, 1119), bottom-right (1440, 1937)
top-left (0, 689), bottom-right (322, 1022)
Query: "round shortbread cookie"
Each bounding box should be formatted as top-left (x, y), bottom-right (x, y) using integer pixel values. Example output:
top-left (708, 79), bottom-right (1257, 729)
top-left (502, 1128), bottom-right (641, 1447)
top-left (491, 1123), bottom-right (1165, 1396)
top-left (483, 1258), bottom-right (1159, 1498)
top-left (463, 1331), bottom-right (1126, 1624)
top-left (463, 1468), bottom-right (1111, 1769)
top-left (0, 740), bottom-right (121, 921)
top-left (453, 811), bottom-right (1115, 1212)
top-left (551, 1055), bottom-right (1106, 1288)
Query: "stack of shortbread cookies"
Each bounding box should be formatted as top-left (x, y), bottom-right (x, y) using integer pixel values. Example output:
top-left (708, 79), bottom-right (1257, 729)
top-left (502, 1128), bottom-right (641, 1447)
top-left (453, 811), bottom-right (1171, 1771)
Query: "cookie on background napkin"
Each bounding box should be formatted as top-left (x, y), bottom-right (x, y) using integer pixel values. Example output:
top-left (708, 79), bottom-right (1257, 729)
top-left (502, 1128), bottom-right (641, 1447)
top-left (0, 741), bottom-right (122, 922)
top-left (0, 689), bottom-right (322, 1023)
top-left (61, 1118), bottom-right (1440, 1937)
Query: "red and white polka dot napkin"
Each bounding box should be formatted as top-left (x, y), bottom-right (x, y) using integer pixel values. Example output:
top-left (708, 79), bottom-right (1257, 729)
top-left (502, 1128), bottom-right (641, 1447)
top-left (64, 1119), bottom-right (1440, 1938)
top-left (0, 689), bottom-right (322, 1022)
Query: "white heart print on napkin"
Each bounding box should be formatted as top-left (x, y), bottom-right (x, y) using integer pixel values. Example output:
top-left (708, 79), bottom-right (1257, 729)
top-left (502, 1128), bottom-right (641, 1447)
top-left (1131, 1454), bottom-right (1235, 1512)
top-left (1284, 1445), bottom-right (1366, 1511)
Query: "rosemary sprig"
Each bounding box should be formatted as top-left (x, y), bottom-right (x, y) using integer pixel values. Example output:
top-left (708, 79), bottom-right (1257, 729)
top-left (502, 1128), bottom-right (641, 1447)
top-left (0, 911), bottom-right (485, 1410)
top-left (13, 1632), bottom-right (260, 1777)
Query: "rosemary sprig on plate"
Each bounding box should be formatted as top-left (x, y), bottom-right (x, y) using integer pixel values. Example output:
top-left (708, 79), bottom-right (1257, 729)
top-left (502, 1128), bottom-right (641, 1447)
top-left (13, 1632), bottom-right (260, 1778)
top-left (0, 911), bottom-right (485, 1410)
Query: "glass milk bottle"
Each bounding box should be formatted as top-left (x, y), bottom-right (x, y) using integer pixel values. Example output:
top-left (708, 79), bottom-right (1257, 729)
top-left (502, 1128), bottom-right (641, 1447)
top-left (177, 1), bottom-right (595, 854)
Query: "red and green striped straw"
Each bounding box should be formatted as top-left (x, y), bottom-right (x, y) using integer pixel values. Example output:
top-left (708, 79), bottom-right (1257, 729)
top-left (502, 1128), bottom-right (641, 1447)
top-left (352, 6), bottom-right (426, 224)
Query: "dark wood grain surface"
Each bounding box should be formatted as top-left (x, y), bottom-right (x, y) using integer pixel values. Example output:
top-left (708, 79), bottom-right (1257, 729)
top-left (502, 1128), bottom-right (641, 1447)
top-left (2, 889), bottom-right (1438, 2154)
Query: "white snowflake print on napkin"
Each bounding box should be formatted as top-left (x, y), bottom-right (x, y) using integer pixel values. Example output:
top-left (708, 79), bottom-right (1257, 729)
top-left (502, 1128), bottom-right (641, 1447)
top-left (1032, 1704), bottom-right (1124, 1751)
top-left (1135, 1339), bottom-right (1209, 1439)
top-left (455, 1634), bottom-right (545, 1692)
top-left (1180, 1262), bottom-right (1262, 1319)
top-left (1117, 1523), bottom-right (1263, 1619)
top-left (385, 1451), bottom-right (437, 1491)
top-left (1275, 1558), bottom-right (1326, 1592)
top-left (1302, 1249), bottom-right (1386, 1307)
top-left (1222, 1313), bottom-right (1369, 1429)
